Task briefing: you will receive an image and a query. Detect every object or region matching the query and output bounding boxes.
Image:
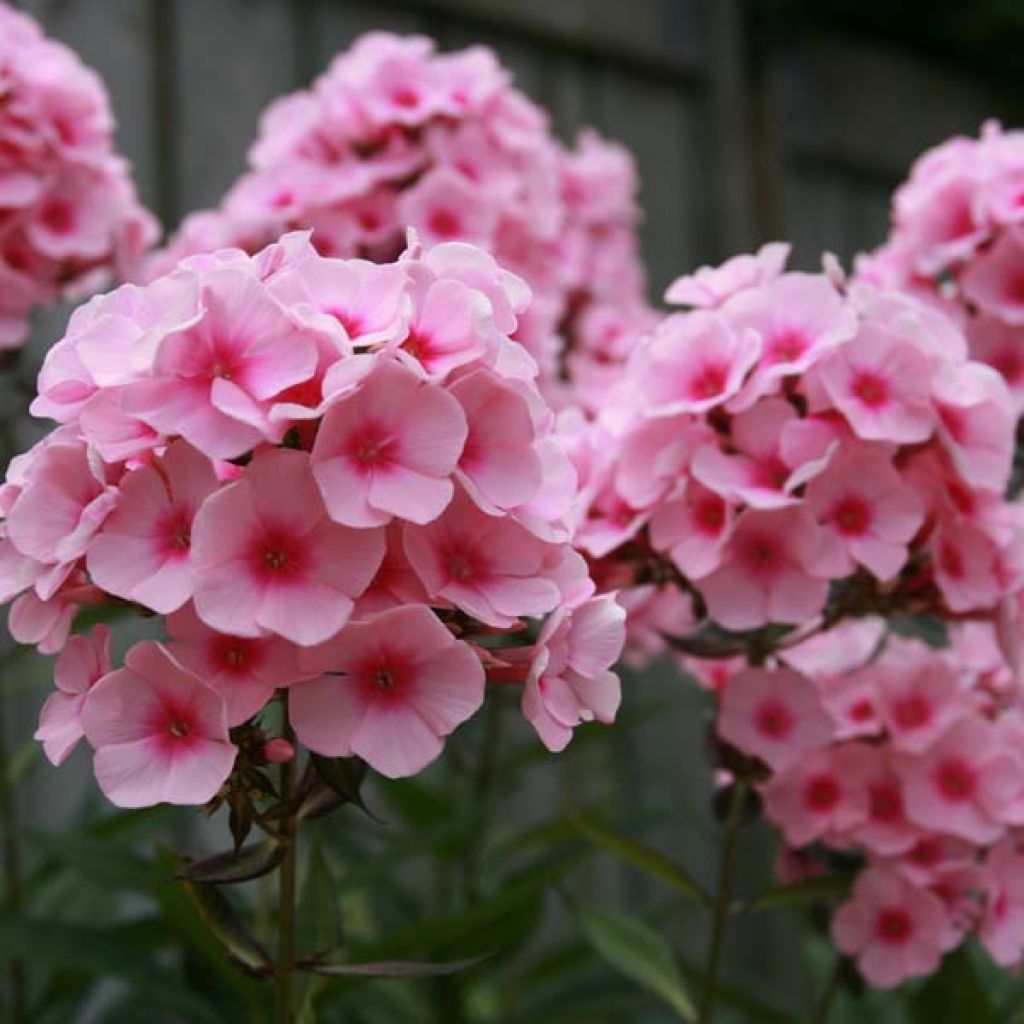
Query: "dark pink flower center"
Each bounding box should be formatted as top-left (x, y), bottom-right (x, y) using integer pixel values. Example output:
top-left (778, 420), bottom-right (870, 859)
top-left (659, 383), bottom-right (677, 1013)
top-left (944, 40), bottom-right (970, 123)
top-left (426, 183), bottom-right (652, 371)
top-left (937, 404), bottom-right (966, 443)
top-left (869, 781), bottom-right (903, 823)
top-left (752, 457), bottom-right (789, 492)
top-left (850, 371), bottom-right (889, 408)
top-left (689, 363), bottom-right (727, 401)
top-left (149, 699), bottom-right (201, 753)
top-left (211, 635), bottom-right (261, 675)
top-left (694, 494), bottom-right (725, 535)
top-left (939, 541), bottom-right (965, 580)
top-left (739, 533), bottom-right (782, 576)
top-left (403, 326), bottom-right (437, 364)
top-left (754, 699), bottom-right (793, 739)
top-left (357, 652), bottom-right (413, 704)
top-left (766, 328), bottom-right (807, 365)
top-left (991, 349), bottom-right (1023, 383)
top-left (41, 199), bottom-right (74, 235)
top-left (327, 306), bottom-right (364, 337)
top-left (874, 907), bottom-right (913, 945)
top-left (908, 838), bottom-right (941, 867)
top-left (935, 757), bottom-right (976, 802)
top-left (804, 773), bottom-right (840, 812)
top-left (849, 698), bottom-right (875, 723)
top-left (347, 424), bottom-right (396, 469)
top-left (391, 86), bottom-right (421, 109)
top-left (428, 208), bottom-right (462, 239)
top-left (158, 507), bottom-right (193, 558)
top-left (891, 693), bottom-right (931, 730)
top-left (445, 546), bottom-right (481, 583)
top-left (832, 495), bottom-right (871, 536)
top-left (250, 526), bottom-right (307, 583)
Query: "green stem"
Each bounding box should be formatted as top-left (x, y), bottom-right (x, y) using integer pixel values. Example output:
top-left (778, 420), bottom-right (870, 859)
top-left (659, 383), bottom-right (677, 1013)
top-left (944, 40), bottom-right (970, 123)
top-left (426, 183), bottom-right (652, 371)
top-left (274, 706), bottom-right (297, 1024)
top-left (811, 958), bottom-right (843, 1024)
top-left (696, 780), bottom-right (747, 1024)
top-left (0, 670), bottom-right (26, 1024)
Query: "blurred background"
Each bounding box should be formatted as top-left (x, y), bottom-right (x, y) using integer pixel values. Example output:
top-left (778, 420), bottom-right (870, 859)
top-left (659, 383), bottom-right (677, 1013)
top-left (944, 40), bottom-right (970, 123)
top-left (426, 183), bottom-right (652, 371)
top-left (5, 1), bottom-right (1024, 1022)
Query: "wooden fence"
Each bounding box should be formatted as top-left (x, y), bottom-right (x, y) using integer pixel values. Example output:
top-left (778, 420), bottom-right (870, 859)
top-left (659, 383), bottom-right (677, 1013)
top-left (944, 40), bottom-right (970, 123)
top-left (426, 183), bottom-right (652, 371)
top-left (6, 0), bottom-right (1024, 1006)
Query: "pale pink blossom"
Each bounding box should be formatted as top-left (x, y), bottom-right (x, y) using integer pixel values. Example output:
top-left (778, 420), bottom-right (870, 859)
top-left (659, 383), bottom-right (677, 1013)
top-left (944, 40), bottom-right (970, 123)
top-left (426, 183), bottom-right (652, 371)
top-left (874, 655), bottom-right (969, 754)
top-left (698, 507), bottom-right (828, 630)
top-left (311, 358), bottom-right (467, 527)
top-left (961, 227), bottom-right (1024, 326)
top-left (166, 604), bottom-right (308, 726)
top-left (628, 312), bottom-right (761, 417)
top-left (832, 866), bottom-right (959, 988)
top-left (664, 242), bottom-right (789, 308)
top-left (80, 641), bottom-right (236, 808)
top-left (522, 594), bottom-right (625, 752)
top-left (86, 441), bottom-right (217, 613)
top-left (403, 489), bottom-right (562, 627)
top-left (817, 324), bottom-right (935, 443)
top-left (126, 266), bottom-right (321, 459)
top-left (34, 625), bottom-right (111, 765)
top-left (717, 667), bottom-right (833, 771)
top-left (191, 448), bottom-right (385, 645)
top-left (290, 605), bottom-right (484, 777)
top-left (804, 444), bottom-right (924, 581)
top-left (979, 835), bottom-right (1024, 967)
top-left (897, 716), bottom-right (1020, 844)
top-left (762, 744), bottom-right (870, 847)
top-left (449, 368), bottom-right (543, 512)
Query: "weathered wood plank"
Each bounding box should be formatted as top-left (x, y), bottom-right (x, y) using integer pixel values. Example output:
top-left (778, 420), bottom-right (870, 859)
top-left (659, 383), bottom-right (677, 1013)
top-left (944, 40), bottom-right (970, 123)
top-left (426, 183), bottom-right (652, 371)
top-left (597, 70), bottom-right (702, 296)
top-left (375, 0), bottom-right (703, 81)
top-left (173, 0), bottom-right (298, 215)
top-left (774, 31), bottom-right (1002, 177)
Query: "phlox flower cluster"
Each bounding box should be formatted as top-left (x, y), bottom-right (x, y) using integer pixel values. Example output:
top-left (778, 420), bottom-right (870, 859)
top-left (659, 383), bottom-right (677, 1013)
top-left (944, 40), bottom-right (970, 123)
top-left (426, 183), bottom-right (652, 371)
top-left (0, 229), bottom-right (624, 808)
top-left (859, 122), bottom-right (1024, 418)
top-left (0, 2), bottom-right (156, 350)
top-left (716, 618), bottom-right (1024, 988)
top-left (568, 244), bottom-right (1022, 649)
top-left (145, 32), bottom-right (652, 407)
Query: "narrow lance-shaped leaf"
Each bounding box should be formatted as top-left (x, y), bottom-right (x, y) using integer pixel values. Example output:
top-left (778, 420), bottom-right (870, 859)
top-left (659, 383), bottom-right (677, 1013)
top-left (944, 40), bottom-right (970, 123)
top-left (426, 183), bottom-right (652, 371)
top-left (576, 904), bottom-right (696, 1022)
top-left (297, 833), bottom-right (342, 958)
top-left (573, 813), bottom-right (710, 905)
top-left (175, 839), bottom-right (285, 885)
top-left (299, 954), bottom-right (487, 978)
top-left (180, 880), bottom-right (273, 977)
top-left (740, 874), bottom-right (851, 914)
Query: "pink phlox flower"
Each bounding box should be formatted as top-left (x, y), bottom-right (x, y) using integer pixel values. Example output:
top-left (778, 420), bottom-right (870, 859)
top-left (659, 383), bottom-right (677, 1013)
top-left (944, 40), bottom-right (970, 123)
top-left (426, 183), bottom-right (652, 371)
top-left (311, 357), bottom-right (467, 527)
top-left (717, 666), bottom-right (834, 772)
top-left (80, 640), bottom-right (236, 808)
top-left (522, 594), bottom-right (625, 752)
top-left (191, 448), bottom-right (385, 645)
top-left (831, 866), bottom-right (960, 989)
top-left (34, 624), bottom-right (111, 765)
top-left (86, 440), bottom-right (217, 613)
top-left (289, 604), bottom-right (485, 777)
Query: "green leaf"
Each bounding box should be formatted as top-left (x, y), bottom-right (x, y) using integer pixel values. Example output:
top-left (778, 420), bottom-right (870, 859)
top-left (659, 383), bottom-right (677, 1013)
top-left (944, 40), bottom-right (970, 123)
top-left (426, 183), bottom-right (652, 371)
top-left (176, 839), bottom-right (285, 885)
top-left (910, 947), bottom-right (998, 1024)
top-left (310, 753), bottom-right (371, 813)
top-left (575, 904), bottom-right (695, 1021)
top-left (0, 917), bottom-right (220, 1021)
top-left (298, 832), bottom-right (341, 957)
top-left (573, 814), bottom-right (709, 905)
top-left (741, 875), bottom-right (850, 913)
top-left (180, 879), bottom-right (274, 977)
top-left (300, 954), bottom-right (485, 978)
top-left (26, 832), bottom-right (158, 893)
